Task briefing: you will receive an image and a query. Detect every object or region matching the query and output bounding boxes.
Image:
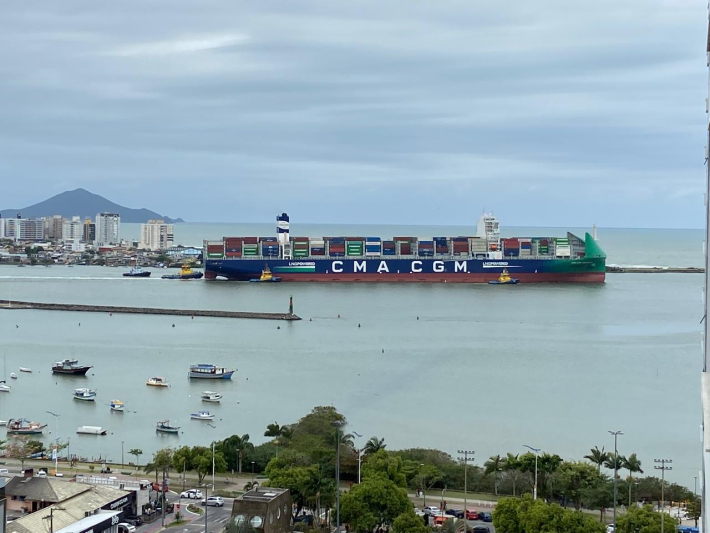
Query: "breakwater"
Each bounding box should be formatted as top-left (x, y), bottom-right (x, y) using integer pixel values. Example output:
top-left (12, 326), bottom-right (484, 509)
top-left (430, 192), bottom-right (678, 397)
top-left (606, 266), bottom-right (704, 274)
top-left (0, 299), bottom-right (301, 321)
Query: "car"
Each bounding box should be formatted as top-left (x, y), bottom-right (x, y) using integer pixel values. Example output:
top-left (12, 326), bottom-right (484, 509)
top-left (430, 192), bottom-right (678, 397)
top-left (465, 509), bottom-right (479, 520)
top-left (0, 469), bottom-right (9, 475)
top-left (151, 481), bottom-right (168, 492)
top-left (180, 489), bottom-right (203, 499)
top-left (201, 496), bottom-right (224, 507)
top-left (35, 471), bottom-right (47, 478)
top-left (123, 515), bottom-right (143, 526)
top-left (478, 511), bottom-right (492, 522)
top-left (445, 509), bottom-right (464, 518)
top-left (54, 472), bottom-right (64, 477)
top-left (472, 527), bottom-right (490, 533)
top-left (606, 526), bottom-right (615, 533)
top-left (117, 524), bottom-right (136, 533)
top-left (422, 506), bottom-right (441, 516)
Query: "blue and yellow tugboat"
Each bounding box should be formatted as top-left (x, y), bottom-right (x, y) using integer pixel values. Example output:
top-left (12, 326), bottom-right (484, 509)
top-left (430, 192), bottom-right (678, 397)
top-left (249, 265), bottom-right (281, 283)
top-left (488, 269), bottom-right (519, 285)
top-left (162, 264), bottom-right (204, 280)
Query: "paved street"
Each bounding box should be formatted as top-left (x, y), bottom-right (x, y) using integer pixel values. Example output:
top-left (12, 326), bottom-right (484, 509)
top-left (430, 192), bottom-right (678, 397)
top-left (135, 494), bottom-right (234, 533)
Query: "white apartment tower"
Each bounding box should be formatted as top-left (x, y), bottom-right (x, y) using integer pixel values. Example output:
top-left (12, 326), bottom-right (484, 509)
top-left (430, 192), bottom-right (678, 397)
top-left (62, 216), bottom-right (83, 241)
top-left (95, 213), bottom-right (120, 246)
top-left (140, 219), bottom-right (174, 250)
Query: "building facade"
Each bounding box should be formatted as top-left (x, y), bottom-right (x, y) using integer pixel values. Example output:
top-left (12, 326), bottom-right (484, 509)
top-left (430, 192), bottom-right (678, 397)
top-left (14, 219), bottom-right (43, 242)
top-left (139, 219), bottom-right (174, 251)
top-left (231, 487), bottom-right (291, 533)
top-left (42, 215), bottom-right (64, 241)
top-left (83, 219), bottom-right (96, 242)
top-left (62, 216), bottom-right (83, 241)
top-left (95, 213), bottom-right (120, 246)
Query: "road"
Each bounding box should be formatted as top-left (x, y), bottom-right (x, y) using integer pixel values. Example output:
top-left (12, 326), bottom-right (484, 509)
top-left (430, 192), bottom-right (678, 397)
top-left (135, 494), bottom-right (233, 533)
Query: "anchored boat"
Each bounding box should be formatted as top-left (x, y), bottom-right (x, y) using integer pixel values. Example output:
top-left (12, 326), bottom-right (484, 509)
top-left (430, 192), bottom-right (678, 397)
top-left (162, 264), bottom-right (204, 280)
top-left (19, 367), bottom-right (31, 373)
top-left (188, 364), bottom-right (234, 380)
top-left (77, 426), bottom-right (107, 435)
top-left (201, 391), bottom-right (222, 403)
top-left (7, 418), bottom-right (46, 435)
top-left (73, 388), bottom-right (97, 401)
top-left (190, 411), bottom-right (215, 421)
top-left (52, 359), bottom-right (92, 376)
top-left (123, 266), bottom-right (151, 278)
top-left (0, 381), bottom-right (11, 393)
top-left (146, 377), bottom-right (169, 387)
top-left (110, 400), bottom-right (124, 412)
top-left (156, 420), bottom-right (180, 434)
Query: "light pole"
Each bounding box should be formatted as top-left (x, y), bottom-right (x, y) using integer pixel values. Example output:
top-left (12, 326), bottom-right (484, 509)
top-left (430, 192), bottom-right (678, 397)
top-left (654, 459), bottom-right (672, 533)
top-left (205, 424), bottom-right (217, 531)
top-left (419, 463), bottom-right (426, 507)
top-left (42, 506), bottom-right (66, 533)
top-left (523, 445), bottom-right (540, 500)
top-left (695, 475), bottom-right (698, 497)
top-left (334, 421), bottom-right (343, 532)
top-left (352, 432), bottom-right (363, 484)
top-left (45, 411), bottom-right (60, 438)
top-left (609, 431), bottom-right (623, 528)
top-left (458, 450), bottom-right (475, 520)
top-left (121, 441), bottom-right (124, 468)
top-left (251, 461), bottom-right (255, 484)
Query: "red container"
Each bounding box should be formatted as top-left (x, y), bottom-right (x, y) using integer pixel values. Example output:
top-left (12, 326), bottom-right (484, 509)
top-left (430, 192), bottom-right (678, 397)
top-left (394, 237), bottom-right (413, 242)
top-left (291, 237), bottom-right (309, 242)
top-left (503, 238), bottom-right (520, 249)
top-left (242, 237), bottom-right (258, 244)
top-left (207, 245), bottom-right (224, 253)
top-left (400, 243), bottom-right (412, 254)
top-left (224, 237), bottom-right (243, 246)
top-left (225, 251), bottom-right (242, 258)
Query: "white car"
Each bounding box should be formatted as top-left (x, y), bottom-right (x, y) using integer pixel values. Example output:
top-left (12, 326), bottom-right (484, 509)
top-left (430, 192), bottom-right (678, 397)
top-left (423, 506), bottom-right (441, 516)
top-left (201, 496), bottom-right (224, 507)
top-left (606, 526), bottom-right (615, 533)
top-left (117, 524), bottom-right (136, 533)
top-left (35, 471), bottom-right (47, 478)
top-left (180, 489), bottom-right (204, 499)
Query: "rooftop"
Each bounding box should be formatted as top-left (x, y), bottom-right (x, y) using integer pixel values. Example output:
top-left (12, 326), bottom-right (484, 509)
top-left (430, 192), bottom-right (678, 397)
top-left (5, 476), bottom-right (90, 503)
top-left (240, 487), bottom-right (289, 503)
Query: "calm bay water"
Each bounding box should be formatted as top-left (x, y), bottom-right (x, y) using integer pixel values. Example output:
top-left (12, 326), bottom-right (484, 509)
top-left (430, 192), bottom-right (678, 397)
top-left (0, 224), bottom-right (703, 488)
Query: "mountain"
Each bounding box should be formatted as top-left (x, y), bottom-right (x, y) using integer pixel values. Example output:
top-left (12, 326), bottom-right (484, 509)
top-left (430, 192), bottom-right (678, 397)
top-left (0, 188), bottom-right (184, 223)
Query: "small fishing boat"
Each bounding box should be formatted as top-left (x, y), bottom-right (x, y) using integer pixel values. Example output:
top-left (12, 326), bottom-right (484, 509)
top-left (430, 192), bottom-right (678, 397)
top-left (9, 373), bottom-right (17, 380)
top-left (73, 388), bottom-right (97, 401)
top-left (52, 359), bottom-right (92, 375)
top-left (7, 418), bottom-right (46, 435)
top-left (123, 266), bottom-right (151, 278)
top-left (146, 377), bottom-right (169, 387)
top-left (0, 420), bottom-right (8, 427)
top-left (201, 391), bottom-right (222, 403)
top-left (156, 420), bottom-right (180, 434)
top-left (110, 400), bottom-right (124, 412)
top-left (0, 381), bottom-right (10, 393)
top-left (19, 367), bottom-right (31, 373)
top-left (162, 264), bottom-right (204, 280)
top-left (488, 269), bottom-right (519, 285)
top-left (188, 364), bottom-right (234, 380)
top-left (190, 411), bottom-right (215, 421)
top-left (249, 265), bottom-right (282, 283)
top-left (77, 426), bottom-right (107, 435)
top-left (17, 264), bottom-right (26, 268)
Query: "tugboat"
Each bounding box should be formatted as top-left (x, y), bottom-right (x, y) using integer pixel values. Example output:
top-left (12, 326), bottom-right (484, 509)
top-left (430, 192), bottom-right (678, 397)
top-left (73, 388), bottom-right (97, 401)
top-left (156, 420), bottom-right (180, 434)
top-left (249, 265), bottom-right (281, 283)
top-left (161, 264), bottom-right (203, 280)
top-left (123, 266), bottom-right (151, 278)
top-left (52, 359), bottom-right (92, 375)
top-left (188, 364), bottom-right (234, 380)
top-left (488, 269), bottom-right (520, 285)
top-left (7, 418), bottom-right (47, 435)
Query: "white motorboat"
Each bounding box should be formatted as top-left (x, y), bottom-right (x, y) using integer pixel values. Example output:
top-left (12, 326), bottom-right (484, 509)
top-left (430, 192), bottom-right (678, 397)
top-left (110, 400), bottom-right (124, 412)
top-left (201, 391), bottom-right (222, 403)
top-left (0, 420), bottom-right (8, 426)
top-left (77, 426), bottom-right (107, 435)
top-left (19, 368), bottom-right (31, 373)
top-left (146, 377), bottom-right (169, 387)
top-left (73, 388), bottom-right (97, 401)
top-left (9, 373), bottom-right (17, 380)
top-left (0, 382), bottom-right (10, 393)
top-left (190, 411), bottom-right (215, 421)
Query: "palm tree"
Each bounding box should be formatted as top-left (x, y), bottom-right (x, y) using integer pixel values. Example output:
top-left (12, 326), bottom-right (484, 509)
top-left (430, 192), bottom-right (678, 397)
top-left (264, 422), bottom-right (282, 438)
top-left (363, 437), bottom-right (386, 456)
top-left (623, 453), bottom-right (643, 505)
top-left (484, 455), bottom-right (504, 495)
top-left (603, 453), bottom-right (625, 478)
top-left (502, 453), bottom-right (522, 496)
top-left (584, 446), bottom-right (611, 475)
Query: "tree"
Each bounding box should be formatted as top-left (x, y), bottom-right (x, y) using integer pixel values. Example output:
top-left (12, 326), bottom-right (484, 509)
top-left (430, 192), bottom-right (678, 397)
top-left (391, 511), bottom-right (429, 533)
top-left (361, 449), bottom-right (407, 487)
top-left (340, 477), bottom-right (412, 533)
top-left (264, 422), bottom-right (283, 438)
top-left (688, 497), bottom-right (701, 527)
top-left (5, 437), bottom-right (42, 471)
top-left (603, 453), bottom-right (624, 476)
top-left (622, 453), bottom-right (643, 506)
top-left (484, 454), bottom-right (505, 495)
top-left (615, 504), bottom-right (678, 533)
top-left (502, 453), bottom-right (524, 496)
top-left (580, 479), bottom-right (615, 523)
top-left (192, 447), bottom-right (227, 484)
top-left (264, 460), bottom-right (315, 518)
top-left (129, 448), bottom-right (143, 468)
top-left (220, 434), bottom-right (254, 473)
top-left (494, 495), bottom-right (604, 533)
top-left (556, 462), bottom-right (600, 510)
top-left (172, 446), bottom-right (195, 473)
top-left (363, 436), bottom-right (386, 456)
top-left (585, 446), bottom-right (610, 475)
top-left (144, 448), bottom-right (174, 483)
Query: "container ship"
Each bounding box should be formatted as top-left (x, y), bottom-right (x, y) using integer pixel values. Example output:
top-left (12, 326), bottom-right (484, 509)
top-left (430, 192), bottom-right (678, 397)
top-left (203, 213), bottom-right (606, 283)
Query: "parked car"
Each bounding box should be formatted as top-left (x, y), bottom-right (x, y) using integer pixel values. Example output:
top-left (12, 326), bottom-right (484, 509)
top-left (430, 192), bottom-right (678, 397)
top-left (122, 515), bottom-right (143, 526)
top-left (180, 489), bottom-right (203, 499)
top-left (201, 496), bottom-right (224, 507)
top-left (478, 511), bottom-right (492, 522)
top-left (54, 472), bottom-right (64, 477)
top-left (35, 471), bottom-right (47, 478)
top-left (472, 527), bottom-right (490, 533)
top-left (445, 509), bottom-right (464, 518)
top-left (422, 506), bottom-right (441, 516)
top-left (151, 481), bottom-right (168, 492)
top-left (465, 509), bottom-right (479, 520)
top-left (117, 524), bottom-right (136, 533)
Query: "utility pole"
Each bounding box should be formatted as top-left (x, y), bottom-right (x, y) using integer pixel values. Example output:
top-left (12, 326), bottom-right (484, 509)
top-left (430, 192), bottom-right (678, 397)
top-left (42, 506), bottom-right (66, 533)
top-left (608, 431), bottom-right (623, 528)
top-left (335, 422), bottom-right (342, 532)
top-left (458, 450), bottom-right (475, 522)
top-left (161, 467), bottom-right (167, 527)
top-left (523, 445), bottom-right (541, 500)
top-left (655, 459), bottom-right (672, 533)
top-left (121, 441), bottom-right (124, 468)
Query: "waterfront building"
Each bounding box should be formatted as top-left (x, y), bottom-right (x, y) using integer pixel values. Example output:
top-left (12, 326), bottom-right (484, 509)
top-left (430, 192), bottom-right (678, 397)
top-left (231, 487), bottom-right (291, 533)
top-left (42, 215), bottom-right (63, 241)
top-left (95, 213), bottom-right (120, 246)
top-left (14, 219), bottom-right (43, 242)
top-left (83, 219), bottom-right (95, 242)
top-left (61, 216), bottom-right (83, 241)
top-left (139, 219), bottom-right (174, 251)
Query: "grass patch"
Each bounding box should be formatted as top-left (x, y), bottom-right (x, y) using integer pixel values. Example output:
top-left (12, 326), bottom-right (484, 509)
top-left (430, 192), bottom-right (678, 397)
top-left (411, 491), bottom-right (501, 503)
top-left (186, 504), bottom-right (204, 515)
top-left (166, 518), bottom-right (189, 528)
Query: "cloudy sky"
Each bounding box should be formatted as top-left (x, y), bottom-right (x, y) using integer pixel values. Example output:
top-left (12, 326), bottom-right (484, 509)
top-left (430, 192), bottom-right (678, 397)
top-left (0, 1), bottom-right (706, 227)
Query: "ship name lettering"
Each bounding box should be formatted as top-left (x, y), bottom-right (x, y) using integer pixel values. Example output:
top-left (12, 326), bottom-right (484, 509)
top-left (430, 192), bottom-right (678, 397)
top-left (377, 261), bottom-right (389, 273)
top-left (354, 261), bottom-right (366, 273)
top-left (455, 261), bottom-right (467, 272)
top-left (433, 261), bottom-right (444, 273)
top-left (332, 261), bottom-right (344, 273)
top-left (411, 261), bottom-right (422, 273)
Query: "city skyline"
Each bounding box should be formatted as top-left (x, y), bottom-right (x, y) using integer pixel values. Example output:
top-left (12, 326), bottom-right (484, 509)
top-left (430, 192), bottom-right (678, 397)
top-left (0, 1), bottom-right (705, 228)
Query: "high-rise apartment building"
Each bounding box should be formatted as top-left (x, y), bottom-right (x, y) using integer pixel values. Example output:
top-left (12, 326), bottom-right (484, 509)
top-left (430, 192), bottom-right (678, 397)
top-left (15, 219), bottom-right (44, 242)
top-left (95, 213), bottom-right (120, 246)
top-left (62, 216), bottom-right (83, 241)
top-left (42, 215), bottom-right (63, 241)
top-left (140, 219), bottom-right (174, 250)
top-left (83, 219), bottom-right (96, 242)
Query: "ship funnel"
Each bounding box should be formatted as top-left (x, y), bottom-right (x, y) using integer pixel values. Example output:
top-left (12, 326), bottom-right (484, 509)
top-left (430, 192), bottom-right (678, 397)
top-left (277, 213), bottom-right (290, 245)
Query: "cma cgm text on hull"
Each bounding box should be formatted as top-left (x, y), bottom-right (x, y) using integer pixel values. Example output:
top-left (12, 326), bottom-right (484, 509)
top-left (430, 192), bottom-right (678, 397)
top-left (204, 213), bottom-right (606, 284)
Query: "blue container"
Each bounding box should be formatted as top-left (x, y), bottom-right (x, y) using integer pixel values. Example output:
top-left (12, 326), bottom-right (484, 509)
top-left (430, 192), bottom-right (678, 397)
top-left (330, 237), bottom-right (345, 243)
top-left (382, 249), bottom-right (396, 256)
top-left (365, 245), bottom-right (381, 252)
top-left (366, 237), bottom-right (382, 242)
top-left (505, 249), bottom-right (519, 257)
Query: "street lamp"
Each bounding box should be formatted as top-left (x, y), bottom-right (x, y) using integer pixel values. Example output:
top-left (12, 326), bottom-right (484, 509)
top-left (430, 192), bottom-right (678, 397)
top-left (352, 432), bottom-right (363, 484)
top-left (251, 461), bottom-right (256, 483)
top-left (45, 411), bottom-right (60, 437)
top-left (204, 424), bottom-right (217, 531)
top-left (523, 445), bottom-right (540, 500)
top-left (42, 506), bottom-right (66, 533)
top-left (608, 431), bottom-right (623, 528)
top-left (458, 450), bottom-right (474, 520)
top-left (334, 421), bottom-right (344, 532)
top-left (419, 463), bottom-right (426, 507)
top-left (654, 459), bottom-right (672, 533)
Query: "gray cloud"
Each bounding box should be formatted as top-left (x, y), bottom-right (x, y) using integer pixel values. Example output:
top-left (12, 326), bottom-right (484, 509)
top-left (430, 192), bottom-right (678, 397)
top-left (0, 0), bottom-right (705, 227)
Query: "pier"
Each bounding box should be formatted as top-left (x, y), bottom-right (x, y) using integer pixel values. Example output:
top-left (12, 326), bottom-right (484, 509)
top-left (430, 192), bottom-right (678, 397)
top-left (606, 266), bottom-right (704, 274)
top-left (0, 299), bottom-right (301, 321)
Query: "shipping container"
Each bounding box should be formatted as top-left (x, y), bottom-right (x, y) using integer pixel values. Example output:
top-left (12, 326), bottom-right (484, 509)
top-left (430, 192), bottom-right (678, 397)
top-left (399, 243), bottom-right (412, 255)
top-left (259, 237), bottom-right (278, 243)
top-left (311, 247), bottom-right (326, 255)
top-left (243, 237), bottom-right (258, 244)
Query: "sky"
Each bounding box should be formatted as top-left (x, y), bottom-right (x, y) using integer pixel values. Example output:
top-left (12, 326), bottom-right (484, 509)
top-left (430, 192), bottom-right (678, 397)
top-left (0, 1), bottom-right (706, 228)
